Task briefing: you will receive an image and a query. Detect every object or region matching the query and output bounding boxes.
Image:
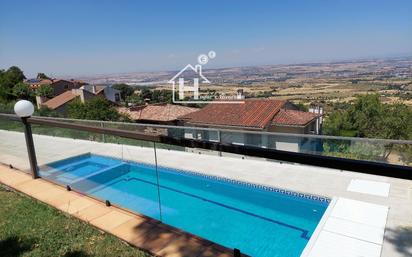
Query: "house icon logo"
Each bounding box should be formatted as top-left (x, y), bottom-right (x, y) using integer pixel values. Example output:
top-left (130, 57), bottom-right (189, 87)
top-left (169, 51), bottom-right (244, 103)
top-left (169, 51), bottom-right (215, 103)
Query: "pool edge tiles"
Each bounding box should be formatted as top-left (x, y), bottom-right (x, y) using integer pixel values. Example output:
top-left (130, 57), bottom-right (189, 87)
top-left (133, 154), bottom-right (330, 203)
top-left (86, 153), bottom-right (332, 204)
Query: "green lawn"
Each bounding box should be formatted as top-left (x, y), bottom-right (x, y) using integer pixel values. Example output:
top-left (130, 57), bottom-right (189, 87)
top-left (0, 185), bottom-right (152, 257)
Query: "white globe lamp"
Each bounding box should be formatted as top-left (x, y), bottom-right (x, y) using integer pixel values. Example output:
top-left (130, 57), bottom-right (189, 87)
top-left (14, 100), bottom-right (34, 118)
top-left (14, 100), bottom-right (39, 178)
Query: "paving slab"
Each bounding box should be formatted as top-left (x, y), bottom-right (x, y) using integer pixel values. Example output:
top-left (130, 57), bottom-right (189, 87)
top-left (157, 234), bottom-right (208, 257)
top-left (308, 231), bottom-right (382, 257)
top-left (74, 203), bottom-right (113, 222)
top-left (330, 198), bottom-right (388, 228)
top-left (323, 217), bottom-right (384, 245)
top-left (14, 179), bottom-right (55, 195)
top-left (303, 197), bottom-right (388, 257)
top-left (33, 186), bottom-right (68, 202)
top-left (90, 210), bottom-right (135, 232)
top-left (58, 197), bottom-right (99, 214)
top-left (127, 223), bottom-right (178, 255)
top-left (44, 190), bottom-right (82, 207)
top-left (347, 179), bottom-right (390, 197)
top-left (0, 166), bottom-right (31, 186)
top-left (110, 217), bottom-right (148, 241)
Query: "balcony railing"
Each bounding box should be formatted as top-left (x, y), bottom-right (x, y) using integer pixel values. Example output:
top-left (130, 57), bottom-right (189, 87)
top-left (1, 113), bottom-right (411, 179)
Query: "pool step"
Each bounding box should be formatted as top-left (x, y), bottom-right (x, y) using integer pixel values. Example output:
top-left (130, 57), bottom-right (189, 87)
top-left (70, 163), bottom-right (129, 192)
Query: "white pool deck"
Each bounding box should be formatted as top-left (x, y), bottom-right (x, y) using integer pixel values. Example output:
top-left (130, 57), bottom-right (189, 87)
top-left (0, 130), bottom-right (411, 257)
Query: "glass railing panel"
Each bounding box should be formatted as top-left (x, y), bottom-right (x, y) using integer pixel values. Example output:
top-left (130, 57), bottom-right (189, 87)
top-left (218, 130), bottom-right (412, 167)
top-left (0, 115), bottom-right (30, 172)
top-left (23, 116), bottom-right (412, 167)
top-left (32, 124), bottom-right (161, 219)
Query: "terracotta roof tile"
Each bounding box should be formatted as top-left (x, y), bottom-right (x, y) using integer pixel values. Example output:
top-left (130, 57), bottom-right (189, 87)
top-left (39, 79), bottom-right (53, 85)
top-left (272, 109), bottom-right (319, 126)
top-left (43, 91), bottom-right (77, 109)
top-left (180, 99), bottom-right (287, 129)
top-left (118, 104), bottom-right (198, 122)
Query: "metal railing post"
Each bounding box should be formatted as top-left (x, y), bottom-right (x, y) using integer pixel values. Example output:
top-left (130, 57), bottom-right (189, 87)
top-left (218, 130), bottom-right (222, 156)
top-left (101, 122), bottom-right (106, 142)
top-left (22, 117), bottom-right (39, 179)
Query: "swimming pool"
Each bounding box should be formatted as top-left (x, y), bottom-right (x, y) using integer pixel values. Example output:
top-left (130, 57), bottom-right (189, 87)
top-left (40, 153), bottom-right (329, 257)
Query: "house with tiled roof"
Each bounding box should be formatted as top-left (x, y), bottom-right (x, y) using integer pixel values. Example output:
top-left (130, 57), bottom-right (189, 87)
top-left (82, 85), bottom-right (122, 103)
top-left (41, 88), bottom-right (97, 114)
top-left (179, 99), bottom-right (322, 151)
top-left (36, 84), bottom-right (122, 112)
top-left (27, 78), bottom-right (86, 96)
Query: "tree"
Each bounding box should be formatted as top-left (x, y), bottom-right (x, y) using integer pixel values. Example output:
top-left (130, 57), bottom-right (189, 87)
top-left (112, 83), bottom-right (134, 100)
top-left (12, 82), bottom-right (32, 100)
top-left (323, 94), bottom-right (412, 162)
top-left (4, 66), bottom-right (26, 85)
top-left (125, 94), bottom-right (144, 105)
top-left (36, 84), bottom-right (54, 98)
top-left (35, 106), bottom-right (59, 117)
top-left (67, 97), bottom-right (120, 121)
top-left (377, 103), bottom-right (412, 140)
top-left (322, 110), bottom-right (356, 137)
top-left (67, 99), bottom-right (86, 119)
top-left (325, 94), bottom-right (412, 140)
top-left (36, 73), bottom-right (51, 80)
top-left (295, 102), bottom-right (308, 112)
top-left (0, 66), bottom-right (26, 101)
top-left (151, 89), bottom-right (173, 103)
top-left (349, 94), bottom-right (383, 138)
top-left (139, 88), bottom-right (152, 101)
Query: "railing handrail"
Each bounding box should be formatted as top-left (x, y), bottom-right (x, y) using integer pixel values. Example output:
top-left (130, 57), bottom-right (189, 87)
top-left (1, 112), bottom-right (412, 145)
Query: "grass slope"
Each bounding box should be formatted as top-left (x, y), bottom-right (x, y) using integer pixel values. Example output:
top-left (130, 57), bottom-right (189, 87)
top-left (0, 185), bottom-right (151, 257)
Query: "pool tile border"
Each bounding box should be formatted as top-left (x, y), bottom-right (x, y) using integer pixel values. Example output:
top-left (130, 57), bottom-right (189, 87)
top-left (83, 153), bottom-right (331, 204)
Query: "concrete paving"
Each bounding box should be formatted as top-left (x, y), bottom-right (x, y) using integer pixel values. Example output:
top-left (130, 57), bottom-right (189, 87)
top-left (1, 129), bottom-right (411, 257)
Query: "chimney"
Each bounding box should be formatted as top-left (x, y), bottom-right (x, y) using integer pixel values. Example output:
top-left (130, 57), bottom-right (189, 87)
top-left (92, 85), bottom-right (96, 94)
top-left (236, 89), bottom-right (245, 100)
top-left (35, 96), bottom-right (49, 109)
top-left (72, 89), bottom-right (86, 103)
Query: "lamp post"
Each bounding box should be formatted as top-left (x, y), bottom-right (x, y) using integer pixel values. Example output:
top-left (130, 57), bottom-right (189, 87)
top-left (14, 100), bottom-right (39, 179)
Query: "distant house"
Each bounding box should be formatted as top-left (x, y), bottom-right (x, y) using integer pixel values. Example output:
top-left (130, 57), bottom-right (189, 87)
top-left (36, 84), bottom-right (122, 111)
top-left (118, 103), bottom-right (198, 125)
top-left (27, 78), bottom-right (86, 96)
top-left (40, 89), bottom-right (97, 114)
top-left (179, 99), bottom-right (322, 152)
top-left (49, 79), bottom-right (86, 96)
top-left (82, 85), bottom-right (122, 103)
top-left (26, 78), bottom-right (54, 89)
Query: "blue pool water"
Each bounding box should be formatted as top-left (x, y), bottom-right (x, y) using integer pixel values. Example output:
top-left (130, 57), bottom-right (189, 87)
top-left (40, 153), bottom-right (329, 257)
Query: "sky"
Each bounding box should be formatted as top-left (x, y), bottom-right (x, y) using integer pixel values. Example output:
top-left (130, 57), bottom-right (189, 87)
top-left (1, 0), bottom-right (411, 77)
